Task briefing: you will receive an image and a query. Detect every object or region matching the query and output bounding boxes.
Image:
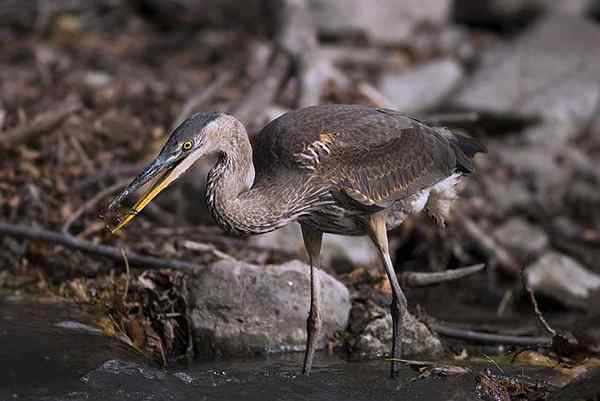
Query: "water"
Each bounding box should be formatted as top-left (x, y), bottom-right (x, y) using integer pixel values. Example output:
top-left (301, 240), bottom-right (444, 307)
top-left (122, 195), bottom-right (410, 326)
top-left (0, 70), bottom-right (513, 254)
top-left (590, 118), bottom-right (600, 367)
top-left (0, 299), bottom-right (543, 401)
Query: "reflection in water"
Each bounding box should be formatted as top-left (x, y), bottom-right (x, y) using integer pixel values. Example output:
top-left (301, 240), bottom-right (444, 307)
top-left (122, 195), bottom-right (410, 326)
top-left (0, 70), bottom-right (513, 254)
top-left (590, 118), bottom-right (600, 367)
top-left (0, 300), bottom-right (481, 401)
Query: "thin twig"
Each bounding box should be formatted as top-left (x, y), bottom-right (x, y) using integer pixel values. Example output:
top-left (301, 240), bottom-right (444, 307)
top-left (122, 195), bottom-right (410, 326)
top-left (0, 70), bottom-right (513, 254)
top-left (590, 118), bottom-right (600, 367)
top-left (120, 248), bottom-right (130, 301)
top-left (229, 50), bottom-right (291, 125)
top-left (357, 82), bottom-right (396, 109)
top-left (521, 267), bottom-right (556, 337)
top-left (171, 71), bottom-right (234, 131)
top-left (402, 263), bottom-right (485, 288)
top-left (62, 178), bottom-right (130, 235)
top-left (74, 163), bottom-right (146, 190)
top-left (0, 100), bottom-right (82, 147)
top-left (453, 208), bottom-right (520, 277)
top-left (428, 321), bottom-right (552, 347)
top-left (68, 134), bottom-right (95, 173)
top-left (181, 240), bottom-right (236, 261)
top-left (0, 222), bottom-right (201, 271)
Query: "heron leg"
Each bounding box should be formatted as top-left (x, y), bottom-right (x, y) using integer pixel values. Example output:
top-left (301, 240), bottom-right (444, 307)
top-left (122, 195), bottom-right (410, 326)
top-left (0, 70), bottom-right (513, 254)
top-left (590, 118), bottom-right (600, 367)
top-left (300, 224), bottom-right (323, 375)
top-left (366, 215), bottom-right (408, 378)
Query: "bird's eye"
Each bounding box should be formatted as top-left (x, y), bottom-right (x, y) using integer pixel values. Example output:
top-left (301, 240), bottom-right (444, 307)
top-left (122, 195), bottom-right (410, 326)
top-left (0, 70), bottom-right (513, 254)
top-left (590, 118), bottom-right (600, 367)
top-left (182, 140), bottom-right (193, 151)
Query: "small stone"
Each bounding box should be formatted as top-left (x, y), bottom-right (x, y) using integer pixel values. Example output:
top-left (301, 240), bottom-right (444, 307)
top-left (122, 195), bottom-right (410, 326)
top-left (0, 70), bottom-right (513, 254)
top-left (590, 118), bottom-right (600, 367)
top-left (188, 259), bottom-right (351, 357)
top-left (379, 58), bottom-right (464, 113)
top-left (348, 302), bottom-right (442, 358)
top-left (493, 218), bottom-right (548, 259)
top-left (526, 253), bottom-right (600, 309)
top-left (82, 71), bottom-right (112, 88)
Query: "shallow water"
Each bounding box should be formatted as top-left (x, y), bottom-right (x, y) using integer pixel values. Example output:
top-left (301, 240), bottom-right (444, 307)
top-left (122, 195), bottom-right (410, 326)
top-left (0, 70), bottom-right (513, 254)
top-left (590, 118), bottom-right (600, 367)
top-left (0, 299), bottom-right (555, 401)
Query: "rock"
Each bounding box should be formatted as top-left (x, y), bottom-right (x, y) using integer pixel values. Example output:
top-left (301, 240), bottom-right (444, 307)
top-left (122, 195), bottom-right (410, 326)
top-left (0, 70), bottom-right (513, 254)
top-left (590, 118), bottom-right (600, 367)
top-left (493, 218), bottom-right (548, 260)
top-left (347, 302), bottom-right (443, 358)
top-left (249, 223), bottom-right (379, 274)
top-left (379, 58), bottom-right (464, 113)
top-left (188, 259), bottom-right (351, 357)
top-left (307, 0), bottom-right (452, 45)
top-left (454, 16), bottom-right (600, 142)
top-left (526, 253), bottom-right (600, 309)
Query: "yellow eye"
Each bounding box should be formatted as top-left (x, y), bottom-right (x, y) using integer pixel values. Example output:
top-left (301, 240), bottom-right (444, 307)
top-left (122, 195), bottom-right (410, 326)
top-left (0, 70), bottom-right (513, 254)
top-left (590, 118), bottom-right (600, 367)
top-left (182, 141), bottom-right (193, 151)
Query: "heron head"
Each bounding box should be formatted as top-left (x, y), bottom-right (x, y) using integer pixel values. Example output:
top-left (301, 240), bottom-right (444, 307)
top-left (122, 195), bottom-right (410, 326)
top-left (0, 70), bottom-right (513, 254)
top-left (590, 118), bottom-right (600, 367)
top-left (104, 111), bottom-right (226, 233)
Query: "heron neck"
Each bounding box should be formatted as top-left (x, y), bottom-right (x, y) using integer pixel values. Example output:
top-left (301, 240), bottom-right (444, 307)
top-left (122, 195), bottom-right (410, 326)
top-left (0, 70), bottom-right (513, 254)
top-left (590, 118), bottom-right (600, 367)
top-left (205, 131), bottom-right (292, 235)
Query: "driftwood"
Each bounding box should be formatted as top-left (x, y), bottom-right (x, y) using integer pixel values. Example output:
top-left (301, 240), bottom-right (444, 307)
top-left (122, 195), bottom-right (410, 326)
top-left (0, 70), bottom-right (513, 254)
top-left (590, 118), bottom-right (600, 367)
top-left (402, 263), bottom-right (485, 288)
top-left (429, 321), bottom-right (552, 347)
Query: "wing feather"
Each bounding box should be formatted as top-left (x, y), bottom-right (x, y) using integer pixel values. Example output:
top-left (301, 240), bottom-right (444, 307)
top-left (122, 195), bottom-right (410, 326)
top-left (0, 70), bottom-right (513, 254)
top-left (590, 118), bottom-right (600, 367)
top-left (252, 105), bottom-right (480, 211)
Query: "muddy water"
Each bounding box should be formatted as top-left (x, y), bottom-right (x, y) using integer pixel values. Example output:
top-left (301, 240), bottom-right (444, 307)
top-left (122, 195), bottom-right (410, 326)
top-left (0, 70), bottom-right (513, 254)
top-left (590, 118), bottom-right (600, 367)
top-left (0, 299), bottom-right (557, 401)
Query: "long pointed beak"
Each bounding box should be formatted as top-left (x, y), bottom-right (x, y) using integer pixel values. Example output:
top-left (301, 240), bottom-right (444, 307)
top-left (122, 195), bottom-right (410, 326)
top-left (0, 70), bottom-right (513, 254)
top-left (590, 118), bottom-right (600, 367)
top-left (105, 147), bottom-right (204, 234)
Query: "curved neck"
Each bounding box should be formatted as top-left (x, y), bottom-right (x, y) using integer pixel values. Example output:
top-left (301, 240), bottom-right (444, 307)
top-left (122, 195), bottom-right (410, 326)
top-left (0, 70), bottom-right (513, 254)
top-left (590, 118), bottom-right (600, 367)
top-left (205, 126), bottom-right (295, 235)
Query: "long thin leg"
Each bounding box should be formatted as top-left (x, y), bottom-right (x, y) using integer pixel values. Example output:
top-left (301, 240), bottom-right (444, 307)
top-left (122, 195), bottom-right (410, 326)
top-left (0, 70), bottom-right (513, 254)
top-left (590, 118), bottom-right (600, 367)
top-left (366, 215), bottom-right (409, 378)
top-left (300, 224), bottom-right (323, 375)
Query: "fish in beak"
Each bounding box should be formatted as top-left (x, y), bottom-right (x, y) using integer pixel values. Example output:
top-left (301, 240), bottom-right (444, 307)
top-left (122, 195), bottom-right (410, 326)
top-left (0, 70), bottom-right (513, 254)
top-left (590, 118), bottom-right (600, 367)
top-left (104, 146), bottom-right (205, 234)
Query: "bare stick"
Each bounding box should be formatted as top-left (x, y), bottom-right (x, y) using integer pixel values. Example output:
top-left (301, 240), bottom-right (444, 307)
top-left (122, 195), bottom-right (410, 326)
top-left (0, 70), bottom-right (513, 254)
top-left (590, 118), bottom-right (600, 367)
top-left (0, 100), bottom-right (82, 147)
top-left (181, 240), bottom-right (236, 261)
top-left (428, 321), bottom-right (552, 347)
top-left (62, 179), bottom-right (130, 235)
top-left (120, 248), bottom-right (131, 301)
top-left (521, 267), bottom-right (556, 337)
top-left (402, 263), bottom-right (485, 288)
top-left (0, 222), bottom-right (201, 271)
top-left (171, 71), bottom-right (234, 131)
top-left (74, 163), bottom-right (146, 190)
top-left (453, 208), bottom-right (520, 277)
top-left (229, 50), bottom-right (291, 125)
top-left (357, 82), bottom-right (396, 109)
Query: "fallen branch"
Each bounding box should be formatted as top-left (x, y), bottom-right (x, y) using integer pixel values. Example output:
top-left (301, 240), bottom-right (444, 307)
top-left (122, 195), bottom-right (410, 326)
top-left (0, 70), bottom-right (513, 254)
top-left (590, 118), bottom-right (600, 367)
top-left (429, 321), bottom-right (552, 347)
top-left (402, 263), bottom-right (485, 288)
top-left (453, 208), bottom-right (520, 277)
top-left (171, 71), bottom-right (234, 131)
top-left (0, 222), bottom-right (200, 271)
top-left (0, 100), bottom-right (82, 147)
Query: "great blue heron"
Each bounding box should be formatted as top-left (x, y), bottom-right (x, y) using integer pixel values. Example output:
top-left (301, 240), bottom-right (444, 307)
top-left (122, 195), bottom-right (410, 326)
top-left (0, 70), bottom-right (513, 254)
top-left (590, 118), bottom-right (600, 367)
top-left (105, 104), bottom-right (486, 376)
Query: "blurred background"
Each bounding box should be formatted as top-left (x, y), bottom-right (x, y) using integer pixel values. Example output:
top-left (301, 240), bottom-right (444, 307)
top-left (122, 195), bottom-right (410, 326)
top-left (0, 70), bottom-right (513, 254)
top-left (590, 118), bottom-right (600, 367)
top-left (1, 1), bottom-right (600, 400)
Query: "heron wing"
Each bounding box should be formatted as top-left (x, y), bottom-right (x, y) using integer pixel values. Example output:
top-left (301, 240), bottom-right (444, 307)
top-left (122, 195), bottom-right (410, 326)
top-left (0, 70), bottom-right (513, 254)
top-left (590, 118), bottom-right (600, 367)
top-left (252, 105), bottom-right (472, 209)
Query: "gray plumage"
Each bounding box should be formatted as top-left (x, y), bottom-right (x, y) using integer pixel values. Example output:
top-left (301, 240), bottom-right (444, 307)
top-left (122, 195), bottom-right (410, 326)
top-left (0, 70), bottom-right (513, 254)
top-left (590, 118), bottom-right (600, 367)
top-left (210, 104), bottom-right (486, 236)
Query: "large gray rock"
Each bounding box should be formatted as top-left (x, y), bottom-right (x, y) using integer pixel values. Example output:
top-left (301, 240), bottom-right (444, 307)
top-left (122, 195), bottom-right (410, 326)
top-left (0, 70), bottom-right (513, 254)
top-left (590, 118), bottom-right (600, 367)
top-left (454, 16), bottom-right (600, 142)
top-left (307, 0), bottom-right (452, 45)
top-left (526, 253), bottom-right (600, 309)
top-left (188, 259), bottom-right (351, 357)
top-left (379, 58), bottom-right (464, 113)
